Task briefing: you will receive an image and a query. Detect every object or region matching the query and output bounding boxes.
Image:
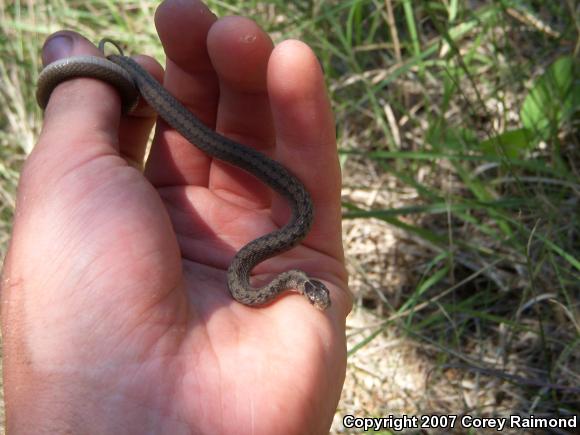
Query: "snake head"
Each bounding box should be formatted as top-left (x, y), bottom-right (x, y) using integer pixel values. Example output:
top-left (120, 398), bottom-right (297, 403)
top-left (303, 279), bottom-right (331, 310)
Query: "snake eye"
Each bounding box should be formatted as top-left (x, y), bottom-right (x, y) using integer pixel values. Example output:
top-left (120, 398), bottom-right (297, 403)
top-left (304, 279), bottom-right (331, 310)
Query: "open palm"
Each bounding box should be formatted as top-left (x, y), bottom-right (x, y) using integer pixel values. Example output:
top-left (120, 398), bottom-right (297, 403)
top-left (1, 1), bottom-right (349, 434)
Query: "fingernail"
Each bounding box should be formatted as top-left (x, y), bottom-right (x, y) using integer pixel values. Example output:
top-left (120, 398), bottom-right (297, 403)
top-left (42, 34), bottom-right (73, 64)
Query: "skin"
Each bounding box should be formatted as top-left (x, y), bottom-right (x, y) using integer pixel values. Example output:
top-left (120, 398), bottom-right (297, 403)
top-left (0, 0), bottom-right (350, 434)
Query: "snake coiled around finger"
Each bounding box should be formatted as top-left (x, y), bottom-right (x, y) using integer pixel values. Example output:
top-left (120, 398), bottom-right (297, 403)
top-left (36, 39), bottom-right (331, 310)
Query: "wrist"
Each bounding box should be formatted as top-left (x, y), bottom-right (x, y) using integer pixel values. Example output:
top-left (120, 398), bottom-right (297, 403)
top-left (4, 371), bottom-right (100, 433)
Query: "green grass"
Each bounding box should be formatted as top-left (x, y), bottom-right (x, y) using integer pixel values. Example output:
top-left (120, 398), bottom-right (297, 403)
top-left (1, 0), bottom-right (579, 432)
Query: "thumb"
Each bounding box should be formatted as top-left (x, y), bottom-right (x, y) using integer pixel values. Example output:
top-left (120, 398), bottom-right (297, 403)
top-left (35, 31), bottom-right (124, 165)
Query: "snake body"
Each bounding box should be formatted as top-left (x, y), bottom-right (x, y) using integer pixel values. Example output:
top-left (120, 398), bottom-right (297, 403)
top-left (36, 40), bottom-right (331, 310)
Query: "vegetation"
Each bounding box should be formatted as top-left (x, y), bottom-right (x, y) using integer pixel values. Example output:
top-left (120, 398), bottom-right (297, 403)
top-left (1, 0), bottom-right (578, 433)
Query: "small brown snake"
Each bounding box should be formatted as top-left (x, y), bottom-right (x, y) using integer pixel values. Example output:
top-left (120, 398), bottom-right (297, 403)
top-left (36, 39), bottom-right (331, 310)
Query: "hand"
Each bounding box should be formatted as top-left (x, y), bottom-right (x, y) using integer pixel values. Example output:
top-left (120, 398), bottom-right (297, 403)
top-left (1, 0), bottom-right (350, 433)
